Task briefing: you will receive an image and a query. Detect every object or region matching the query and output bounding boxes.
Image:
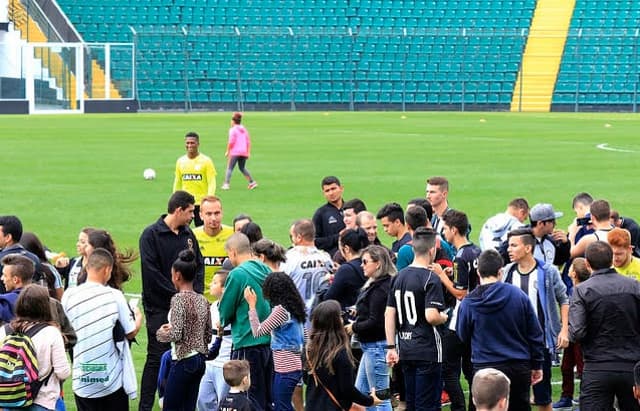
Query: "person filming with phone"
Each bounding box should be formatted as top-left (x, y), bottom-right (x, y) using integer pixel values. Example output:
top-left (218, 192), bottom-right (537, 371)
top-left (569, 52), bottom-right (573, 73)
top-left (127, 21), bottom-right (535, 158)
top-left (344, 245), bottom-right (396, 410)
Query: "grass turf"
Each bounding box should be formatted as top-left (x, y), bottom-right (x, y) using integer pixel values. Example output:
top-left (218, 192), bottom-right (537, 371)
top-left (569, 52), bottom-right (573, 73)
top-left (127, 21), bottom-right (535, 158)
top-left (2, 111), bottom-right (639, 410)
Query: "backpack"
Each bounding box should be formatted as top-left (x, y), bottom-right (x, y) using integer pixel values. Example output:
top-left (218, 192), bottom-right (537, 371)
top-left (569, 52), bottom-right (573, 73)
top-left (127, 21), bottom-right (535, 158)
top-left (0, 323), bottom-right (51, 408)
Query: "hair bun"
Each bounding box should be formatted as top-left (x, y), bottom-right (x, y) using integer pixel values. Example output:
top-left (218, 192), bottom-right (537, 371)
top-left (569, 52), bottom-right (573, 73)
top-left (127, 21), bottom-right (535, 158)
top-left (178, 249), bottom-right (196, 262)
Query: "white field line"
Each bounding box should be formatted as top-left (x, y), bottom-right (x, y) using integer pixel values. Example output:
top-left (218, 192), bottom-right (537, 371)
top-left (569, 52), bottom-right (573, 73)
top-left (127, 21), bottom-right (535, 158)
top-left (596, 143), bottom-right (637, 153)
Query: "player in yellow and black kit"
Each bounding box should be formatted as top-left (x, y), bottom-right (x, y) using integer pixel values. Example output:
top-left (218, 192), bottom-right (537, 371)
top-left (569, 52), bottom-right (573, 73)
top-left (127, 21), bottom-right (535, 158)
top-left (173, 131), bottom-right (217, 226)
top-left (193, 195), bottom-right (234, 301)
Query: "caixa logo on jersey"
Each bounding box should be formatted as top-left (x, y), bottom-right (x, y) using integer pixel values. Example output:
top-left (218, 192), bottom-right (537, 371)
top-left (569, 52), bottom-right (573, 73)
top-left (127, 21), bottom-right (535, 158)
top-left (182, 173), bottom-right (202, 181)
top-left (204, 256), bottom-right (226, 266)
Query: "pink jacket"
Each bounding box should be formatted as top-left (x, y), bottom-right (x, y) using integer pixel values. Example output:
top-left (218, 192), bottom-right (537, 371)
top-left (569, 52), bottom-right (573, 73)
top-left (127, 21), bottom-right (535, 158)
top-left (228, 125), bottom-right (251, 157)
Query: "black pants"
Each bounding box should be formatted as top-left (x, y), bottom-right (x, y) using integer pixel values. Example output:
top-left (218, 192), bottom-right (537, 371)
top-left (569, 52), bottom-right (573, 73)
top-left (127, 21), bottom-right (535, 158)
top-left (473, 361), bottom-right (531, 411)
top-left (76, 387), bottom-right (129, 411)
top-left (138, 309), bottom-right (170, 411)
top-left (442, 328), bottom-right (466, 411)
top-left (580, 369), bottom-right (640, 411)
top-left (231, 344), bottom-right (274, 411)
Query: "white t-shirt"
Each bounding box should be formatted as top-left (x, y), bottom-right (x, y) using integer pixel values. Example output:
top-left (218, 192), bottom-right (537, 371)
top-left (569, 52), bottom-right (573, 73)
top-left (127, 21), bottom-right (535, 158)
top-left (210, 302), bottom-right (232, 368)
top-left (479, 212), bottom-right (524, 251)
top-left (62, 281), bottom-right (135, 398)
top-left (280, 245), bottom-right (333, 316)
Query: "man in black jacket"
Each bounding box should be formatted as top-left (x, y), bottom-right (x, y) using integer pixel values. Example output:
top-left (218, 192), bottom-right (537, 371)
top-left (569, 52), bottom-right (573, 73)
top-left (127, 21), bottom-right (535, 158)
top-left (611, 210), bottom-right (640, 257)
top-left (569, 241), bottom-right (640, 411)
top-left (138, 190), bottom-right (204, 411)
top-left (312, 176), bottom-right (345, 256)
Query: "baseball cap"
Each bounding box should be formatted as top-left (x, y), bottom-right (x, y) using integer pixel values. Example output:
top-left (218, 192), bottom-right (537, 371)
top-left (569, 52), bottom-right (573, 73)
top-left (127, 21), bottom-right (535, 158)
top-left (530, 203), bottom-right (563, 222)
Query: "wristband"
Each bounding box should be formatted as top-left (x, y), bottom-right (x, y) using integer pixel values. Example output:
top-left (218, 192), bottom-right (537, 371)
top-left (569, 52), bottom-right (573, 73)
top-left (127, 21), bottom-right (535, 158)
top-left (384, 344), bottom-right (396, 349)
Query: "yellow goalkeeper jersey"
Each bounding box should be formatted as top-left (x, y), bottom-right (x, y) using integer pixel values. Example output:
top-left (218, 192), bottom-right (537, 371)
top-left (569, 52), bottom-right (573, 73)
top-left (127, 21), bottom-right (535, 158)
top-left (173, 153), bottom-right (217, 204)
top-left (194, 224), bottom-right (234, 298)
top-left (614, 256), bottom-right (640, 281)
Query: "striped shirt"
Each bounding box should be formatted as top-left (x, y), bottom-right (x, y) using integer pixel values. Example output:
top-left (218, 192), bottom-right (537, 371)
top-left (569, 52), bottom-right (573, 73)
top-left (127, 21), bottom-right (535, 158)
top-left (248, 305), bottom-right (302, 373)
top-left (61, 281), bottom-right (135, 398)
top-left (511, 267), bottom-right (539, 318)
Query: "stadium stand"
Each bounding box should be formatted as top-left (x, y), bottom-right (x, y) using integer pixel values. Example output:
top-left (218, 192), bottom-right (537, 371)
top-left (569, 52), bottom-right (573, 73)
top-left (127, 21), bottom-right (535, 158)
top-left (52, 0), bottom-right (535, 109)
top-left (4, 0), bottom-right (639, 110)
top-left (552, 0), bottom-right (640, 109)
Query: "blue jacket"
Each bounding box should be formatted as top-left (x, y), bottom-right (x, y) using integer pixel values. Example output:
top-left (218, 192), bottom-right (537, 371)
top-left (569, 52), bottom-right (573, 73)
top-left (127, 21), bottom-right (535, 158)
top-left (503, 259), bottom-right (569, 355)
top-left (457, 281), bottom-right (544, 369)
top-left (271, 314), bottom-right (304, 353)
top-left (0, 289), bottom-right (21, 323)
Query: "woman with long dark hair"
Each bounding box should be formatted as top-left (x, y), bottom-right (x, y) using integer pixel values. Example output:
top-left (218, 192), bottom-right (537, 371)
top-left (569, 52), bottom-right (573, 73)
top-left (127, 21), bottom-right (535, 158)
top-left (305, 300), bottom-right (381, 410)
top-left (244, 271), bottom-right (306, 411)
top-left (78, 229), bottom-right (137, 290)
top-left (345, 245), bottom-right (396, 411)
top-left (19, 231), bottom-right (64, 300)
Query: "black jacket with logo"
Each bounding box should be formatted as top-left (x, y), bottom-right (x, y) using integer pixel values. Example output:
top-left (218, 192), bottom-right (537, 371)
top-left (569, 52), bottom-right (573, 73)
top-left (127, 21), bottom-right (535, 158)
top-left (139, 215), bottom-right (204, 313)
top-left (569, 267), bottom-right (640, 371)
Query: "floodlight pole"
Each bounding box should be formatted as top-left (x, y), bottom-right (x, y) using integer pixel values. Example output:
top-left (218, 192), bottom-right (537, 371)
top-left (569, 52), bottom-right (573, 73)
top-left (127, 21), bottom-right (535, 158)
top-left (128, 25), bottom-right (141, 111)
top-left (288, 27), bottom-right (296, 112)
top-left (234, 26), bottom-right (243, 112)
top-left (518, 28), bottom-right (525, 113)
top-left (634, 29), bottom-right (638, 113)
top-left (402, 27), bottom-right (407, 113)
top-left (182, 25), bottom-right (191, 113)
top-left (348, 27), bottom-right (355, 111)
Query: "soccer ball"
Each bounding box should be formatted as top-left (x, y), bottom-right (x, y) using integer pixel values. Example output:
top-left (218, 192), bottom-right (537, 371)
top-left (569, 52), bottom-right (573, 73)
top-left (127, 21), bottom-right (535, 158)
top-left (143, 168), bottom-right (156, 180)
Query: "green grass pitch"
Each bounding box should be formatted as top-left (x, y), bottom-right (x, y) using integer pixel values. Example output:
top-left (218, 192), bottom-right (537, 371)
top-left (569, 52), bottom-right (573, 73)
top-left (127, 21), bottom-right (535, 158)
top-left (2, 111), bottom-right (640, 410)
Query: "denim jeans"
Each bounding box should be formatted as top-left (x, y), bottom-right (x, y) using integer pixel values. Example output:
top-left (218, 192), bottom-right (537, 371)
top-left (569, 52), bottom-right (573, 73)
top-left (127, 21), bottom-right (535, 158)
top-left (273, 370), bottom-right (302, 411)
top-left (401, 360), bottom-right (441, 411)
top-left (355, 340), bottom-right (392, 411)
top-left (163, 354), bottom-right (206, 411)
top-left (197, 362), bottom-right (230, 411)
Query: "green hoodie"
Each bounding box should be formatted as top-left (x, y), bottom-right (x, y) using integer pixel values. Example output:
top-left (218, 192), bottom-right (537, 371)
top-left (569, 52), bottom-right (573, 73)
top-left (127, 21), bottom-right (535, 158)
top-left (218, 259), bottom-right (271, 349)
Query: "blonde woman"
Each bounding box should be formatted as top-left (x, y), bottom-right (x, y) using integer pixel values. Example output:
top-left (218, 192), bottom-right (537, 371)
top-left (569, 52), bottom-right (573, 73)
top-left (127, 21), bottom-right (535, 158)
top-left (345, 245), bottom-right (396, 411)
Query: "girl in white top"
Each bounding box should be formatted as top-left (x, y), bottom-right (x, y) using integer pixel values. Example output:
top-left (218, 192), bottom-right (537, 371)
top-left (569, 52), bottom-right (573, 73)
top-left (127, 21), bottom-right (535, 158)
top-left (0, 284), bottom-right (70, 411)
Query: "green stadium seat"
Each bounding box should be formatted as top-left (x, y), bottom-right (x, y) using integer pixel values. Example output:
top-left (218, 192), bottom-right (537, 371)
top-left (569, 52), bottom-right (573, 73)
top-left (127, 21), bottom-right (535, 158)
top-left (57, 0), bottom-right (542, 106)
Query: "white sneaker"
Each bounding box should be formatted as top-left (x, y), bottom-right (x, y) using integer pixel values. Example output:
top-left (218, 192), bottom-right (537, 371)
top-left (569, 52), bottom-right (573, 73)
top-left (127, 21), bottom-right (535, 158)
top-left (221, 183), bottom-right (230, 190)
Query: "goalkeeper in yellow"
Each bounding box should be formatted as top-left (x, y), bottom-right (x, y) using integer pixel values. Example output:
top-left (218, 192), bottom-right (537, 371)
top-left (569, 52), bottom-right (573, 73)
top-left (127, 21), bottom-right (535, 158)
top-left (173, 131), bottom-right (217, 226)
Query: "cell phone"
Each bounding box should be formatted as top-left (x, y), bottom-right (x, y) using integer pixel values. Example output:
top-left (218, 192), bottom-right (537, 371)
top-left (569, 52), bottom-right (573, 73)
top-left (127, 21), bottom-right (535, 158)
top-left (128, 298), bottom-right (139, 310)
top-left (576, 216), bottom-right (591, 226)
top-left (375, 388), bottom-right (391, 400)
